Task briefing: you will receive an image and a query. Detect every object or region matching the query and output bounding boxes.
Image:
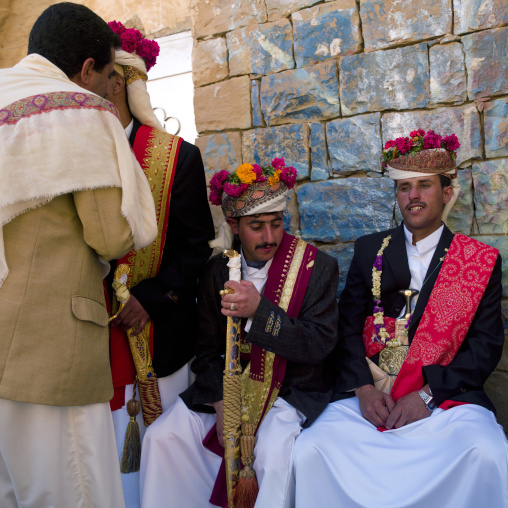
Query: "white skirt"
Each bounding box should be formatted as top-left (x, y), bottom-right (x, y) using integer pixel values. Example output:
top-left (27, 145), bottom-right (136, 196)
top-left (294, 397), bottom-right (508, 508)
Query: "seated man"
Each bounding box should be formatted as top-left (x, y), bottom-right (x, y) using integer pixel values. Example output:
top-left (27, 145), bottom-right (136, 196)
top-left (140, 160), bottom-right (339, 508)
top-left (293, 130), bottom-right (508, 508)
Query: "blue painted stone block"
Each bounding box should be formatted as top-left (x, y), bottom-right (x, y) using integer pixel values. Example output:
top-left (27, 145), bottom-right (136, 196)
top-left (297, 177), bottom-right (395, 243)
top-left (310, 123), bottom-right (330, 181)
top-left (472, 160), bottom-right (508, 234)
top-left (361, 0), bottom-right (451, 51)
top-left (260, 60), bottom-right (341, 126)
top-left (340, 43), bottom-right (429, 116)
top-left (382, 104), bottom-right (482, 166)
top-left (463, 26), bottom-right (508, 99)
top-left (430, 43), bottom-right (467, 104)
top-left (485, 98), bottom-right (508, 158)
top-left (227, 18), bottom-right (294, 76)
top-left (251, 80), bottom-right (264, 128)
top-left (242, 125), bottom-right (310, 180)
top-left (320, 242), bottom-right (355, 297)
top-left (327, 113), bottom-right (382, 174)
top-left (444, 168), bottom-right (473, 235)
top-left (454, 0), bottom-right (508, 34)
top-left (292, 0), bottom-right (361, 68)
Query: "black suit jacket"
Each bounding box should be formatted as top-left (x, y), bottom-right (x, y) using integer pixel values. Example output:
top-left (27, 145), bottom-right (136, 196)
top-left (180, 246), bottom-right (339, 427)
top-left (331, 224), bottom-right (504, 413)
top-left (108, 118), bottom-right (215, 377)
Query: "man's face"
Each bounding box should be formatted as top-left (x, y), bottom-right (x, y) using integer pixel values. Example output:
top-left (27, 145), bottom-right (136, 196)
top-left (87, 48), bottom-right (116, 98)
top-left (396, 175), bottom-right (453, 241)
top-left (229, 212), bottom-right (284, 262)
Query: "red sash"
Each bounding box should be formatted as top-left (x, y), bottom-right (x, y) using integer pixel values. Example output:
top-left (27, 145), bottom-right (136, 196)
top-left (388, 234), bottom-right (498, 401)
top-left (109, 126), bottom-right (181, 410)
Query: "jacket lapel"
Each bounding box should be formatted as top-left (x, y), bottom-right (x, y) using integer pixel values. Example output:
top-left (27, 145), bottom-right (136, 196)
top-left (383, 224), bottom-right (411, 292)
top-left (408, 226), bottom-right (454, 336)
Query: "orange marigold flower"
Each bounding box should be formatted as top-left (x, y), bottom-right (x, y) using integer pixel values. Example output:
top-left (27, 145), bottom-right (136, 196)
top-left (235, 164), bottom-right (256, 184)
top-left (268, 170), bottom-right (281, 186)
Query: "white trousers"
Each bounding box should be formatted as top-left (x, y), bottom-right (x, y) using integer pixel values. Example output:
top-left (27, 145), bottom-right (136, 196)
top-left (112, 363), bottom-right (194, 508)
top-left (294, 397), bottom-right (508, 508)
top-left (140, 396), bottom-right (305, 508)
top-left (0, 398), bottom-right (125, 508)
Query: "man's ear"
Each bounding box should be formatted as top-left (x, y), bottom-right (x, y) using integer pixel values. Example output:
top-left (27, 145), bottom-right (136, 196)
top-left (442, 184), bottom-right (454, 204)
top-left (78, 57), bottom-right (96, 86)
top-left (226, 217), bottom-right (239, 236)
top-left (110, 73), bottom-right (125, 96)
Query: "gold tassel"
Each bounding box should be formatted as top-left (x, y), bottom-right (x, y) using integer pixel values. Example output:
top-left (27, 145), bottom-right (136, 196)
top-left (120, 386), bottom-right (141, 474)
top-left (233, 409), bottom-right (259, 508)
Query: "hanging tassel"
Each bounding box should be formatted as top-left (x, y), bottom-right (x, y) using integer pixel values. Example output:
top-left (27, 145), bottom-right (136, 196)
top-left (120, 387), bottom-right (141, 474)
top-left (233, 409), bottom-right (259, 508)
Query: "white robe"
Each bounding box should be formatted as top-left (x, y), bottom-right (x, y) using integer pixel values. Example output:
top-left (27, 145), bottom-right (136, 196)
top-left (294, 397), bottom-right (508, 508)
top-left (140, 396), bottom-right (304, 508)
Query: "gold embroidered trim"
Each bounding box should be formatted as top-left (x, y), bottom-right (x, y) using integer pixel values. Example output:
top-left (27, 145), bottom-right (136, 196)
top-left (124, 65), bottom-right (148, 86)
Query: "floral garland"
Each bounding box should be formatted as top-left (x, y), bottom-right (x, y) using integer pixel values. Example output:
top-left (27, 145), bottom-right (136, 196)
top-left (382, 129), bottom-right (461, 165)
top-left (209, 158), bottom-right (297, 206)
top-left (108, 21), bottom-right (160, 72)
top-left (372, 235), bottom-right (392, 344)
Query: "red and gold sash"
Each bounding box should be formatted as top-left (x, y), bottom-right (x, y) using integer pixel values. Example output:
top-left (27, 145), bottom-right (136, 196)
top-left (110, 126), bottom-right (181, 410)
top-left (390, 235), bottom-right (498, 402)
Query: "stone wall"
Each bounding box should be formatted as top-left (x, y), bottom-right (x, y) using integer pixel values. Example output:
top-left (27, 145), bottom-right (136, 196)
top-left (192, 0), bottom-right (508, 428)
top-left (0, 0), bottom-right (192, 69)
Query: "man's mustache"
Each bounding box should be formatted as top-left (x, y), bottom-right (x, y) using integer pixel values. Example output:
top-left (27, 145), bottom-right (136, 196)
top-left (256, 242), bottom-right (277, 249)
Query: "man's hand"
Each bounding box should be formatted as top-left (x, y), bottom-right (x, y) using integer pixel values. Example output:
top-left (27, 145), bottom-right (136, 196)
top-left (213, 400), bottom-right (224, 447)
top-left (355, 384), bottom-right (395, 427)
top-left (385, 389), bottom-right (431, 429)
top-left (110, 295), bottom-right (150, 336)
top-left (221, 280), bottom-right (261, 318)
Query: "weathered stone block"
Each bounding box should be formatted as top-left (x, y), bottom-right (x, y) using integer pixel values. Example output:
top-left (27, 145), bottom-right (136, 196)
top-left (292, 0), bottom-right (361, 68)
top-left (471, 236), bottom-right (508, 297)
top-left (463, 26), bottom-right (508, 99)
top-left (485, 98), bottom-right (508, 159)
top-left (430, 43), bottom-right (467, 104)
top-left (191, 0), bottom-right (266, 38)
top-left (195, 132), bottom-right (243, 185)
top-left (360, 0), bottom-right (452, 52)
top-left (283, 190), bottom-right (300, 235)
top-left (340, 44), bottom-right (429, 116)
top-left (310, 123), bottom-right (330, 182)
top-left (320, 242), bottom-right (355, 297)
top-left (472, 160), bottom-right (508, 235)
top-left (192, 38), bottom-right (228, 87)
top-left (446, 168), bottom-right (474, 235)
top-left (194, 76), bottom-right (251, 133)
top-left (298, 177), bottom-right (395, 243)
top-left (251, 80), bottom-right (264, 128)
top-left (260, 60), bottom-right (341, 125)
top-left (454, 0), bottom-right (508, 34)
top-left (226, 18), bottom-right (294, 77)
top-left (484, 371), bottom-right (508, 434)
top-left (382, 104), bottom-right (482, 166)
top-left (327, 113), bottom-right (382, 174)
top-left (242, 125), bottom-right (310, 180)
top-left (265, 0), bottom-right (323, 21)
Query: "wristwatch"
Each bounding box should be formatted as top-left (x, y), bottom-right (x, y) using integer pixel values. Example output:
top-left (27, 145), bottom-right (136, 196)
top-left (418, 389), bottom-right (437, 411)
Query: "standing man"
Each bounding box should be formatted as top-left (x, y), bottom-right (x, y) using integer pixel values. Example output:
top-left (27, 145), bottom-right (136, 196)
top-left (294, 130), bottom-right (508, 507)
top-left (140, 160), bottom-right (339, 508)
top-left (0, 4), bottom-right (157, 508)
top-left (105, 20), bottom-right (214, 508)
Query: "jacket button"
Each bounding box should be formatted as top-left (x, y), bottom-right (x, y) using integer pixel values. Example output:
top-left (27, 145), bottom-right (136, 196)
top-left (394, 305), bottom-right (401, 312)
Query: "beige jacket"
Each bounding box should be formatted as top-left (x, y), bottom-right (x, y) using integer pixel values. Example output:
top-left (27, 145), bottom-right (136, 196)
top-left (0, 188), bottom-right (133, 406)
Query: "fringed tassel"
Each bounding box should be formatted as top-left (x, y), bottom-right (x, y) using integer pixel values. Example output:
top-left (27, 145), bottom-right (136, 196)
top-left (120, 390), bottom-right (141, 474)
top-left (233, 409), bottom-right (259, 508)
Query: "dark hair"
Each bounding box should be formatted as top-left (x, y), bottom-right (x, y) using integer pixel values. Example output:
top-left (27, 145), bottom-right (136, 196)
top-left (27, 2), bottom-right (121, 78)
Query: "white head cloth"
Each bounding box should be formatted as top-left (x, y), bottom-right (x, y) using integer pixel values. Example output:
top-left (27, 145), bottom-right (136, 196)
top-left (114, 49), bottom-right (165, 132)
top-left (209, 188), bottom-right (288, 251)
top-left (388, 165), bottom-right (460, 224)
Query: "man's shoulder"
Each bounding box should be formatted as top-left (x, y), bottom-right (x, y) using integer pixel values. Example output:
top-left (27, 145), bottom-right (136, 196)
top-left (355, 227), bottom-right (399, 249)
